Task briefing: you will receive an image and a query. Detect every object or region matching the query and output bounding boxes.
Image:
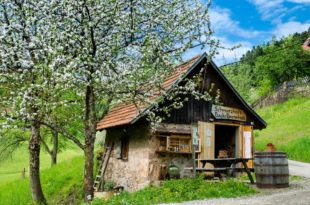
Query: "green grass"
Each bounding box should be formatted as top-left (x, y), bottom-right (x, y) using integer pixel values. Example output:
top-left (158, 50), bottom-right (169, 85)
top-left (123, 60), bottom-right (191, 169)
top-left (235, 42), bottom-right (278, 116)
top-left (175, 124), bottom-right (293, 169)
top-left (290, 175), bottom-right (302, 181)
top-left (0, 156), bottom-right (84, 205)
top-left (0, 145), bottom-right (82, 186)
top-left (91, 177), bottom-right (256, 205)
top-left (255, 97), bottom-right (310, 162)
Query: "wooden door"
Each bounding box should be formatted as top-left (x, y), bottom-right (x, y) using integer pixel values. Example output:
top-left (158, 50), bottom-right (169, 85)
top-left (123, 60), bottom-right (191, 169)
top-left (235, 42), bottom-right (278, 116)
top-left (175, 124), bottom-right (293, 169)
top-left (243, 126), bottom-right (253, 168)
top-left (198, 121), bottom-right (215, 171)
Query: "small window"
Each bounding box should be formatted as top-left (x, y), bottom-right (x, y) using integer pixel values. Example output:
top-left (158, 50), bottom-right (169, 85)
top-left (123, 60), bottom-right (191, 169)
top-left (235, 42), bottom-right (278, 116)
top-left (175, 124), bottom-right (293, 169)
top-left (120, 136), bottom-right (129, 160)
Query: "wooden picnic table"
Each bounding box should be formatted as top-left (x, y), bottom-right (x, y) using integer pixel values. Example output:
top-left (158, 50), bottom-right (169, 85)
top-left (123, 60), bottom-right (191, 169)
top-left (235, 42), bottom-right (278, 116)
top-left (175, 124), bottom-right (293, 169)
top-left (198, 158), bottom-right (254, 184)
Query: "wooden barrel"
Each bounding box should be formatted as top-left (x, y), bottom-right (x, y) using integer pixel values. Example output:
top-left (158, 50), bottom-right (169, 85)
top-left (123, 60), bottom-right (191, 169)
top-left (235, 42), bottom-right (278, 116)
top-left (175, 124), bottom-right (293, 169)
top-left (254, 152), bottom-right (289, 188)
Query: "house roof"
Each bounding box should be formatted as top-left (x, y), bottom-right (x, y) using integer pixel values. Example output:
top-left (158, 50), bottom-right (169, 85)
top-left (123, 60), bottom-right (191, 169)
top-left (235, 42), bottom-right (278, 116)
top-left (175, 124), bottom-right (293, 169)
top-left (97, 53), bottom-right (267, 130)
top-left (302, 36), bottom-right (310, 51)
top-left (96, 55), bottom-right (201, 130)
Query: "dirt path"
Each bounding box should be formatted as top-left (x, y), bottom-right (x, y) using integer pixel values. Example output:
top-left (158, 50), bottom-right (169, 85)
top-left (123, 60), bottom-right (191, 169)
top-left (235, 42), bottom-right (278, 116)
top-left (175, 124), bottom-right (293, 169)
top-left (162, 160), bottom-right (310, 205)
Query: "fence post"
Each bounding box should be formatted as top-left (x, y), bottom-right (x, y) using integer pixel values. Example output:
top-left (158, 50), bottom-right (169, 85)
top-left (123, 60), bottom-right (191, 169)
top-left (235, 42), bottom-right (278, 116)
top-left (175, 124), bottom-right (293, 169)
top-left (21, 168), bottom-right (26, 179)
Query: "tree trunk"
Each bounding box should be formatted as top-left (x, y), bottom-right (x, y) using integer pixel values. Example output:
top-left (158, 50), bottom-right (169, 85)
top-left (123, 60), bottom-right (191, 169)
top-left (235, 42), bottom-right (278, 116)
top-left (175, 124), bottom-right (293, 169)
top-left (83, 85), bottom-right (97, 202)
top-left (51, 130), bottom-right (58, 166)
top-left (29, 120), bottom-right (47, 205)
top-left (84, 141), bottom-right (95, 201)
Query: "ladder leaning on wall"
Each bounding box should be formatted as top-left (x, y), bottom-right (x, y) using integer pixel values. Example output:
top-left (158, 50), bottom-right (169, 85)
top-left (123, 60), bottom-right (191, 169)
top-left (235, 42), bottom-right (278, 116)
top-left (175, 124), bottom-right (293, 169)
top-left (93, 143), bottom-right (114, 192)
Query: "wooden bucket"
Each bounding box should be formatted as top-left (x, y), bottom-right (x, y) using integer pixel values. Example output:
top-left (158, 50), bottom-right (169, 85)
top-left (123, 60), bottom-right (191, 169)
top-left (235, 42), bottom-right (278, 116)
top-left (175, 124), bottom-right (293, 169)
top-left (254, 152), bottom-right (289, 188)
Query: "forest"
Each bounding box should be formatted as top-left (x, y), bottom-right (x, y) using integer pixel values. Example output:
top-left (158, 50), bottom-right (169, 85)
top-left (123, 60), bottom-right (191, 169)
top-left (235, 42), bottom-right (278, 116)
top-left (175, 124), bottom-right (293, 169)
top-left (222, 29), bottom-right (310, 104)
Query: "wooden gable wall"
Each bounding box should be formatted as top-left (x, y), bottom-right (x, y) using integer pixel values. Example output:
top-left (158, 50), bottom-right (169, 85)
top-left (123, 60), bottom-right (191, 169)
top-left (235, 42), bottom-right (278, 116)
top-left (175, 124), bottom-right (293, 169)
top-left (163, 97), bottom-right (212, 124)
top-left (161, 59), bottom-right (258, 127)
top-left (205, 63), bottom-right (257, 125)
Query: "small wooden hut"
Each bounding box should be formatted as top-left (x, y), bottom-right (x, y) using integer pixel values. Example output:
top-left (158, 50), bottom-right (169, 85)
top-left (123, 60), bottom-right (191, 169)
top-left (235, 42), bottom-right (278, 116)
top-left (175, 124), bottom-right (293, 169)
top-left (96, 53), bottom-right (267, 191)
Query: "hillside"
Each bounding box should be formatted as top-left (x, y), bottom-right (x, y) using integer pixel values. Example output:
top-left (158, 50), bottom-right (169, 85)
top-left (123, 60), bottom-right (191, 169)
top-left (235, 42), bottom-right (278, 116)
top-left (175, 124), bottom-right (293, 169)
top-left (255, 97), bottom-right (310, 162)
top-left (0, 146), bottom-right (82, 186)
top-left (0, 156), bottom-right (84, 205)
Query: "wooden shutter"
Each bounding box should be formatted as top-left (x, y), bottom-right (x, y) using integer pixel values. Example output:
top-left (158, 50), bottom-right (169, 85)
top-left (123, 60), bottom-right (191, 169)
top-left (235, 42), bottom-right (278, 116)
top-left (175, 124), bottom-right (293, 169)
top-left (198, 121), bottom-right (215, 170)
top-left (237, 125), bottom-right (244, 158)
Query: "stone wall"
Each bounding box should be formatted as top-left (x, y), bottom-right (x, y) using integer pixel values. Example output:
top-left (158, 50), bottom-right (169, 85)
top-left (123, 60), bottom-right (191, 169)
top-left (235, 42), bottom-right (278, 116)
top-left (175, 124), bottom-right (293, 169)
top-left (253, 78), bottom-right (310, 109)
top-left (104, 123), bottom-right (194, 192)
top-left (105, 123), bottom-right (151, 191)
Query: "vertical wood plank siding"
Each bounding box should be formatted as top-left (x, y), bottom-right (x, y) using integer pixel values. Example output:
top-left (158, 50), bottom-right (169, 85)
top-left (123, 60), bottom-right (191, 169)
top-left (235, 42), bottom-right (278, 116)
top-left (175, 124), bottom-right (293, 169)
top-left (163, 97), bottom-right (212, 124)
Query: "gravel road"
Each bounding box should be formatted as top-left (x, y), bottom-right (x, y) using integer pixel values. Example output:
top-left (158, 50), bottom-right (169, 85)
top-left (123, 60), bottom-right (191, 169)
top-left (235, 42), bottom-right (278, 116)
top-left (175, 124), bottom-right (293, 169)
top-left (161, 160), bottom-right (310, 205)
top-left (288, 160), bottom-right (310, 178)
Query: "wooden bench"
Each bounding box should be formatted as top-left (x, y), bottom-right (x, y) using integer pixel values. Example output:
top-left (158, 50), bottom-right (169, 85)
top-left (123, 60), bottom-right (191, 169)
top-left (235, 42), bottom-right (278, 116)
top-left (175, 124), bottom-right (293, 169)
top-left (184, 158), bottom-right (255, 184)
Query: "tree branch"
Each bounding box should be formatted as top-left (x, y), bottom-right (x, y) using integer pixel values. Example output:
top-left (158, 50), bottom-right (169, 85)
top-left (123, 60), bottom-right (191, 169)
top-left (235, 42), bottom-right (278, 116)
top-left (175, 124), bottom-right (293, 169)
top-left (40, 138), bottom-right (52, 156)
top-left (41, 121), bottom-right (85, 150)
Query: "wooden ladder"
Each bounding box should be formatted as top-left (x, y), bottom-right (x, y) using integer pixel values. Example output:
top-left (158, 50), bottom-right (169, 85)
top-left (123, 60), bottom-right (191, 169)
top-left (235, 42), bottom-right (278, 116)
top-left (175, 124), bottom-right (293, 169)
top-left (93, 144), bottom-right (113, 192)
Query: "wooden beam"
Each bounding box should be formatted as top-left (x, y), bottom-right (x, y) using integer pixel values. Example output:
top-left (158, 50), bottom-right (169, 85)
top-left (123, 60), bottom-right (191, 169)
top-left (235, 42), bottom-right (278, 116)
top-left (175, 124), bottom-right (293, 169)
top-left (155, 123), bottom-right (192, 134)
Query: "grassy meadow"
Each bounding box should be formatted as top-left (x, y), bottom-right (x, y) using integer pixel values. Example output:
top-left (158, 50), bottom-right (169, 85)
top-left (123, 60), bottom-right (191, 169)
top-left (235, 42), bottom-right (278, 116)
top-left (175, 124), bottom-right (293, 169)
top-left (0, 155), bottom-right (84, 205)
top-left (0, 145), bottom-right (82, 186)
top-left (255, 97), bottom-right (310, 162)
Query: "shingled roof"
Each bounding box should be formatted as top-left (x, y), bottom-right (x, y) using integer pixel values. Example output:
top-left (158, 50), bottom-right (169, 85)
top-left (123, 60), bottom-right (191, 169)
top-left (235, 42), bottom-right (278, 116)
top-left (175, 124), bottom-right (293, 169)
top-left (97, 53), bottom-right (267, 130)
top-left (96, 55), bottom-right (201, 130)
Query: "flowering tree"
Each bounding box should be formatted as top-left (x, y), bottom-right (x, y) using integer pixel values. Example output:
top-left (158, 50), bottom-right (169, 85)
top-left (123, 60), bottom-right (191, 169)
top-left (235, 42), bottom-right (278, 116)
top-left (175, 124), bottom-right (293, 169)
top-left (47, 0), bottom-right (217, 201)
top-left (0, 1), bottom-right (84, 203)
top-left (0, 1), bottom-right (59, 203)
top-left (1, 0), bottom-right (217, 203)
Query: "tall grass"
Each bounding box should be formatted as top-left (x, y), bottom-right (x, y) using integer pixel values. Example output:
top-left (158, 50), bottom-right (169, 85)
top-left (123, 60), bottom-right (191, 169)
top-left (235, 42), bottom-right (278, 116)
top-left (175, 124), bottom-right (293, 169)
top-left (278, 137), bottom-right (310, 162)
top-left (92, 177), bottom-right (256, 205)
top-left (255, 97), bottom-right (310, 162)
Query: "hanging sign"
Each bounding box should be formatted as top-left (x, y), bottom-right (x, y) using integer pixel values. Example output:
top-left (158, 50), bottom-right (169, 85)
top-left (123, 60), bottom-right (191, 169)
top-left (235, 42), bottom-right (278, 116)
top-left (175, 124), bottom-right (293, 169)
top-left (211, 105), bottom-right (246, 122)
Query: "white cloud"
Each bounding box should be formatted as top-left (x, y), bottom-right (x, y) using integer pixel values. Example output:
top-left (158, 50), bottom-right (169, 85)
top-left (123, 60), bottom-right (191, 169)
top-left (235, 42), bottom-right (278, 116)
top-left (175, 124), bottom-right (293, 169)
top-left (248, 0), bottom-right (305, 24)
top-left (184, 7), bottom-right (263, 65)
top-left (213, 37), bottom-right (253, 66)
top-left (185, 3), bottom-right (309, 66)
top-left (209, 7), bottom-right (263, 38)
top-left (287, 0), bottom-right (310, 3)
top-left (183, 36), bottom-right (253, 66)
top-left (273, 21), bottom-right (310, 38)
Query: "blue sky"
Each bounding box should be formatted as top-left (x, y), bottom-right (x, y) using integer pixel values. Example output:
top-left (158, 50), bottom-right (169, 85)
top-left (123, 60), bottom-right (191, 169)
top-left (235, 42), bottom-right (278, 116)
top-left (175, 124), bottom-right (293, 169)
top-left (186, 0), bottom-right (310, 65)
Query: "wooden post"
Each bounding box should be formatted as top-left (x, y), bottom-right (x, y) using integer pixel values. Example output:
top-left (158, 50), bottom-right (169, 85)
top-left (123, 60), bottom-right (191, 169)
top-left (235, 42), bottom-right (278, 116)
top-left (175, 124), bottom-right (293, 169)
top-left (21, 168), bottom-right (26, 179)
top-left (191, 124), bottom-right (197, 178)
top-left (192, 139), bottom-right (196, 178)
